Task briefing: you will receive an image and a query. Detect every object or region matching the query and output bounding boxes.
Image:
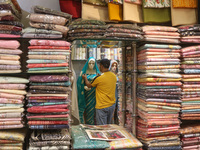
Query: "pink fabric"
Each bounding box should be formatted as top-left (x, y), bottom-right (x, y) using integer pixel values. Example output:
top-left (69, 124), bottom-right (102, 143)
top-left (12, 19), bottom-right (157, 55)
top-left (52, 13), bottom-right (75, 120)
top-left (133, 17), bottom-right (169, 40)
top-left (0, 93), bottom-right (24, 100)
top-left (0, 40), bottom-right (20, 49)
top-left (0, 84), bottom-right (26, 89)
top-left (0, 98), bottom-right (22, 104)
top-left (145, 31), bottom-right (180, 36)
top-left (142, 26), bottom-right (178, 32)
top-left (30, 40), bottom-right (71, 47)
top-left (181, 45), bottom-right (200, 53)
top-left (0, 34), bottom-right (21, 38)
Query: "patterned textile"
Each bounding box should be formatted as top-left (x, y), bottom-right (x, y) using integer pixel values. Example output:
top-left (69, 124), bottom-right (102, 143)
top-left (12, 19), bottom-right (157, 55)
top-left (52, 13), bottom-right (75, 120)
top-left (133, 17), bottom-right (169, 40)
top-left (143, 0), bottom-right (170, 8)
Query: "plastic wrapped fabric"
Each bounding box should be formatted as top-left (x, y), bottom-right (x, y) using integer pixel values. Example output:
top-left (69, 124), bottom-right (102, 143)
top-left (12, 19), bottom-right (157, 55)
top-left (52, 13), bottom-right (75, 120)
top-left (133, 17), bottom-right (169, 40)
top-left (27, 63), bottom-right (68, 68)
top-left (105, 32), bottom-right (143, 39)
top-left (172, 0), bottom-right (197, 8)
top-left (29, 146), bottom-right (69, 150)
top-left (69, 28), bottom-right (105, 33)
top-left (30, 124), bottom-right (69, 129)
top-left (0, 77), bottom-right (28, 83)
top-left (107, 24), bottom-right (141, 30)
top-left (27, 60), bottom-right (67, 64)
top-left (69, 32), bottom-right (104, 37)
top-left (31, 82), bottom-right (71, 87)
top-left (30, 85), bottom-right (70, 91)
top-left (144, 37), bottom-right (180, 44)
top-left (69, 24), bottom-right (107, 30)
top-left (27, 55), bottom-right (66, 60)
top-left (29, 89), bottom-right (67, 94)
top-left (0, 49), bottom-right (22, 55)
top-left (0, 146), bottom-right (22, 150)
top-left (33, 5), bottom-right (72, 20)
top-left (181, 38), bottom-right (200, 43)
top-left (29, 140), bottom-right (70, 146)
top-left (29, 75), bottom-right (69, 83)
top-left (70, 19), bottom-right (106, 25)
top-left (28, 96), bottom-right (68, 100)
top-left (124, 0), bottom-right (142, 4)
top-left (148, 146), bottom-right (181, 150)
top-left (28, 45), bottom-right (70, 50)
top-left (68, 35), bottom-right (106, 41)
top-left (0, 1), bottom-right (21, 19)
top-left (23, 33), bottom-right (62, 39)
top-left (0, 30), bottom-right (21, 35)
top-left (107, 27), bottom-right (142, 34)
top-left (0, 40), bottom-right (20, 49)
top-left (29, 13), bottom-right (68, 26)
top-left (29, 22), bottom-right (69, 35)
top-left (0, 65), bottom-right (20, 70)
top-left (0, 24), bottom-right (22, 31)
top-left (28, 120), bottom-right (68, 125)
top-left (22, 27), bottom-right (62, 35)
top-left (72, 125), bottom-right (110, 149)
top-left (142, 26), bottom-right (178, 32)
top-left (30, 39), bottom-right (71, 47)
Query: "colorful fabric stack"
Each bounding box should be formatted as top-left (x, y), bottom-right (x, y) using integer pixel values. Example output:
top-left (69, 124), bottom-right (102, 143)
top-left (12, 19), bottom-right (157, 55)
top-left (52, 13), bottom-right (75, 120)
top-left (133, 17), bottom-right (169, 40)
top-left (29, 129), bottom-right (71, 150)
top-left (181, 45), bottom-right (200, 120)
top-left (68, 19), bottom-right (107, 41)
top-left (180, 124), bottom-right (200, 150)
top-left (116, 47), bottom-right (123, 126)
top-left (27, 39), bottom-right (71, 73)
top-left (179, 25), bottom-right (200, 43)
top-left (27, 75), bottom-right (71, 130)
top-left (106, 24), bottom-right (143, 41)
top-left (23, 5), bottom-right (71, 39)
top-left (0, 76), bottom-right (28, 129)
top-left (0, 40), bottom-right (22, 73)
top-left (0, 0), bottom-right (23, 38)
top-left (136, 44), bottom-right (182, 150)
top-left (142, 25), bottom-right (180, 44)
top-left (0, 129), bottom-right (26, 150)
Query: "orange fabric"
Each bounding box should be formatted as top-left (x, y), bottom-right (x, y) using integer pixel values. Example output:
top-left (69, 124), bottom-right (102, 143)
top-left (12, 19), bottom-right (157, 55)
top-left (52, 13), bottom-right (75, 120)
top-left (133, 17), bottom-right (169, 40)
top-left (108, 3), bottom-right (123, 21)
top-left (172, 0), bottom-right (197, 8)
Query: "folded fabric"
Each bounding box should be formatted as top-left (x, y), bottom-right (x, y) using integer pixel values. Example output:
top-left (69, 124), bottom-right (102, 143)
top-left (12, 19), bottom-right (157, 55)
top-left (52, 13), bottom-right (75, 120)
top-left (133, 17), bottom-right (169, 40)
top-left (29, 146), bottom-right (69, 150)
top-left (29, 22), bottom-right (69, 35)
top-left (29, 124), bottom-right (69, 129)
top-left (29, 140), bottom-right (70, 146)
top-left (22, 27), bottom-right (62, 35)
top-left (143, 0), bottom-right (170, 8)
top-left (29, 13), bottom-right (68, 26)
top-left (34, 5), bottom-right (72, 20)
top-left (23, 33), bottom-right (62, 39)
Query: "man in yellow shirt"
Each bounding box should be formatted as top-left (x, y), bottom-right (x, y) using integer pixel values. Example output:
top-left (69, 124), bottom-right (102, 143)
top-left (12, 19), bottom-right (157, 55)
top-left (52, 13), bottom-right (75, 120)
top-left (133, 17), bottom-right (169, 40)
top-left (82, 59), bottom-right (117, 125)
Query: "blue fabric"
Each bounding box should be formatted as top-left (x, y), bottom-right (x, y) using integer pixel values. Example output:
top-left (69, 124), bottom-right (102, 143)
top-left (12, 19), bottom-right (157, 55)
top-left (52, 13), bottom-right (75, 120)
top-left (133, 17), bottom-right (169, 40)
top-left (77, 57), bottom-right (100, 124)
top-left (96, 103), bottom-right (116, 125)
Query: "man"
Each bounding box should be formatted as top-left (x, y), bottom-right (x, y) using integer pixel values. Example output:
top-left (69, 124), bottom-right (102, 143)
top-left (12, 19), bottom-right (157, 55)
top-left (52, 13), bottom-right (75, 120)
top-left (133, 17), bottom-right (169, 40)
top-left (82, 59), bottom-right (117, 125)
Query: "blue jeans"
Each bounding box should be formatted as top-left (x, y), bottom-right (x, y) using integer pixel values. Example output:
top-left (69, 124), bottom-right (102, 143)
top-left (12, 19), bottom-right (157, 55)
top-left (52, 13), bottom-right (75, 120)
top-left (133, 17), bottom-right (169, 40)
top-left (96, 103), bottom-right (116, 125)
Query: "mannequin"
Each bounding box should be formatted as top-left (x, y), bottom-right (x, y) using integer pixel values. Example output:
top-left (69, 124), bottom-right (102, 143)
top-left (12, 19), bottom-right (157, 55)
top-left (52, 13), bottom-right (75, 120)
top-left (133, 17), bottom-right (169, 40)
top-left (77, 57), bottom-right (100, 124)
top-left (109, 60), bottom-right (119, 124)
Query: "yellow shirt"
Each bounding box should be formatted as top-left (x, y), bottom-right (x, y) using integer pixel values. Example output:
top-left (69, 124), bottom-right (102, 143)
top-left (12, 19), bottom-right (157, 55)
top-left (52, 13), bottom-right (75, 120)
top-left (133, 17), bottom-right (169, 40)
top-left (91, 71), bottom-right (117, 109)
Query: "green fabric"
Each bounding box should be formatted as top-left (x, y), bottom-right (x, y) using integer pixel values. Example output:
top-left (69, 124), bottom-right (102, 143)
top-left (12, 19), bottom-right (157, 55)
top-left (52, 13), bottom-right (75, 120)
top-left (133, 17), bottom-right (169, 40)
top-left (28, 67), bottom-right (68, 71)
top-left (72, 125), bottom-right (110, 149)
top-left (77, 57), bottom-right (100, 124)
top-left (143, 6), bottom-right (171, 23)
top-left (28, 69), bottom-right (69, 73)
top-left (32, 81), bottom-right (71, 86)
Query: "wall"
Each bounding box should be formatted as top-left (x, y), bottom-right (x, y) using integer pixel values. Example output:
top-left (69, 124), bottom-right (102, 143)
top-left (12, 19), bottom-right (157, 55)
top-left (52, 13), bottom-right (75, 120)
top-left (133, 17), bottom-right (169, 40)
top-left (17, 0), bottom-right (60, 13)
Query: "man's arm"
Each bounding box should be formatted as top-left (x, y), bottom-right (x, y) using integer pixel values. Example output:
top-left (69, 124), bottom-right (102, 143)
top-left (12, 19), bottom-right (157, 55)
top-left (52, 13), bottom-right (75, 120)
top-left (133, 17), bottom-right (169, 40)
top-left (82, 74), bottom-right (93, 88)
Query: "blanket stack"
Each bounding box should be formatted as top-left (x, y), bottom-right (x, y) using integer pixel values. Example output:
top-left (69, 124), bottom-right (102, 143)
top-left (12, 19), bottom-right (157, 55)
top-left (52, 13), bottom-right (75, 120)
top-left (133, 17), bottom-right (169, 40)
top-left (137, 43), bottom-right (182, 150)
top-left (23, 5), bottom-right (71, 39)
top-left (181, 45), bottom-right (200, 120)
top-left (142, 26), bottom-right (180, 44)
top-left (27, 39), bottom-right (71, 74)
top-left (0, 0), bottom-right (23, 38)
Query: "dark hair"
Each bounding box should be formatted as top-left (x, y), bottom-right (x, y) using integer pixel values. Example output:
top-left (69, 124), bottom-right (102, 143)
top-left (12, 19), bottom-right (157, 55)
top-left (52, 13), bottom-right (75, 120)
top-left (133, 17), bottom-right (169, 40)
top-left (100, 59), bottom-right (110, 69)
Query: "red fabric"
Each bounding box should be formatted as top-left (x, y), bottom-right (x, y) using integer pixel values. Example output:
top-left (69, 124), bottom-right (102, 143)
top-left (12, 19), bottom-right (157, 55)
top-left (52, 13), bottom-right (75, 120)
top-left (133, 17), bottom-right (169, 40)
top-left (59, 0), bottom-right (81, 18)
top-left (27, 63), bottom-right (69, 68)
top-left (28, 96), bottom-right (67, 100)
top-left (27, 108), bottom-right (69, 113)
top-left (28, 121), bottom-right (68, 125)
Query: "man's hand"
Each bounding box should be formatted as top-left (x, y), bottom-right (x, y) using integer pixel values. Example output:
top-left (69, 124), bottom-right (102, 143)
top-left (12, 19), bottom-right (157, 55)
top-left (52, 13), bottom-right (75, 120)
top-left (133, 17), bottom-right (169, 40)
top-left (82, 74), bottom-right (92, 88)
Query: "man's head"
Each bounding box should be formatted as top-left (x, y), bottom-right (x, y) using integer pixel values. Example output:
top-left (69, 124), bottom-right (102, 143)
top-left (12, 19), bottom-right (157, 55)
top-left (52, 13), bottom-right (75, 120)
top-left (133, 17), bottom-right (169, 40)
top-left (99, 59), bottom-right (110, 72)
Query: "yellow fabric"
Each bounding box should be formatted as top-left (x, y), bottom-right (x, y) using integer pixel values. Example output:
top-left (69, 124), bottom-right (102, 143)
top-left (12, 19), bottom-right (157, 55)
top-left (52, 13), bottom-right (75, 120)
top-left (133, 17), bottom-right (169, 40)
top-left (108, 3), bottom-right (122, 21)
top-left (91, 71), bottom-right (116, 109)
top-left (172, 0), bottom-right (197, 8)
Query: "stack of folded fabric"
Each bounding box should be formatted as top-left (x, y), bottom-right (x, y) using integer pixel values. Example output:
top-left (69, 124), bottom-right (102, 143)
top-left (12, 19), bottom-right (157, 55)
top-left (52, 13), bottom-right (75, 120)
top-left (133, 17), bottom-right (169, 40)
top-left (180, 124), bottom-right (200, 150)
top-left (116, 47), bottom-right (123, 126)
top-left (0, 129), bottom-right (26, 150)
top-left (23, 5), bottom-right (71, 39)
top-left (27, 39), bottom-right (71, 73)
top-left (106, 24), bottom-right (143, 41)
top-left (0, 40), bottom-right (22, 73)
top-left (0, 0), bottom-right (23, 38)
top-left (68, 19), bottom-right (107, 41)
top-left (142, 25), bottom-right (180, 44)
top-left (181, 45), bottom-right (200, 120)
top-left (29, 129), bottom-right (71, 150)
top-left (0, 76), bottom-right (28, 129)
top-left (179, 25), bottom-right (200, 43)
top-left (136, 44), bottom-right (182, 150)
top-left (27, 74), bottom-right (71, 130)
